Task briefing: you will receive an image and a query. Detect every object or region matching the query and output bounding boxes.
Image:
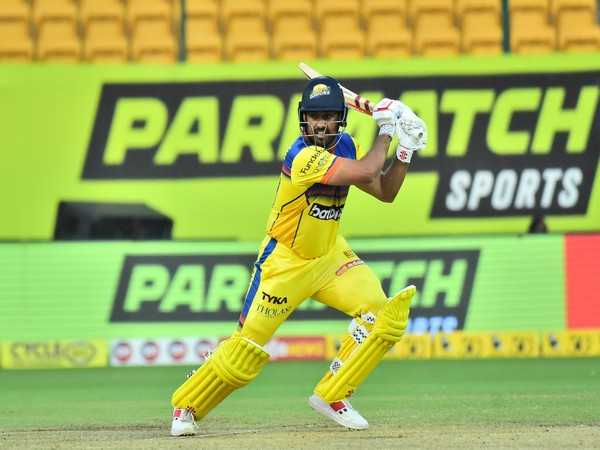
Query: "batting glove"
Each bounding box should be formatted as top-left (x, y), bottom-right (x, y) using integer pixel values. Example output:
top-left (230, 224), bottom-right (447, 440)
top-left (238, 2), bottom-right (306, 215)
top-left (373, 98), bottom-right (404, 137)
top-left (396, 108), bottom-right (427, 163)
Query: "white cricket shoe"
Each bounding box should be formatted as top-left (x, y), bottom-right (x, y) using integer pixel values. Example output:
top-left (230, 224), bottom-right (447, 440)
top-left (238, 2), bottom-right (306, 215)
top-left (308, 394), bottom-right (369, 430)
top-left (170, 408), bottom-right (198, 436)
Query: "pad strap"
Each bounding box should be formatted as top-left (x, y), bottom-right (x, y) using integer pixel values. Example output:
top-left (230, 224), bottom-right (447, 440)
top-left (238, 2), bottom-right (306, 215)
top-left (315, 286), bottom-right (415, 402)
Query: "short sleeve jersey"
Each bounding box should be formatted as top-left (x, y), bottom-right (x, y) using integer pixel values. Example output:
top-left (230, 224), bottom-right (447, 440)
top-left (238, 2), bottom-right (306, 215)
top-left (265, 133), bottom-right (360, 259)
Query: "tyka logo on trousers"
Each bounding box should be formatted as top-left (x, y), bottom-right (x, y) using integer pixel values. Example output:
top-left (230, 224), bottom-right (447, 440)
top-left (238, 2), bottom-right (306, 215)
top-left (261, 291), bottom-right (288, 304)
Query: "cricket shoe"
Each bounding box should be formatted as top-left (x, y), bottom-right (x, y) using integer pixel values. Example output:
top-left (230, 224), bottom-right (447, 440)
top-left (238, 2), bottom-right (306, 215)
top-left (170, 408), bottom-right (198, 436)
top-left (308, 394), bottom-right (369, 430)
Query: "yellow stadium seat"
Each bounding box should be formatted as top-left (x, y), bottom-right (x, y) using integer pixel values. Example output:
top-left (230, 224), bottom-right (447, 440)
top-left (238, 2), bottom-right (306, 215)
top-left (221, 0), bottom-right (266, 30)
top-left (552, 0), bottom-right (597, 20)
top-left (228, 15), bottom-right (266, 35)
top-left (84, 22), bottom-right (128, 63)
top-left (80, 0), bottom-right (125, 30)
top-left (366, 16), bottom-right (412, 58)
top-left (315, 0), bottom-right (360, 20)
top-left (33, 0), bottom-right (77, 33)
top-left (131, 21), bottom-right (177, 63)
top-left (127, 0), bottom-right (172, 33)
top-left (413, 14), bottom-right (460, 56)
top-left (272, 15), bottom-right (312, 34)
top-left (269, 0), bottom-right (312, 31)
top-left (272, 23), bottom-right (317, 61)
top-left (318, 15), bottom-right (365, 60)
top-left (362, 0), bottom-right (408, 25)
top-left (509, 0), bottom-right (554, 53)
top-left (461, 11), bottom-right (503, 54)
top-left (186, 0), bottom-right (219, 32)
top-left (0, 23), bottom-right (33, 62)
top-left (509, 0), bottom-right (549, 18)
top-left (36, 22), bottom-right (81, 62)
top-left (317, 0), bottom-right (361, 33)
top-left (510, 11), bottom-right (555, 53)
top-left (0, 0), bottom-right (30, 28)
top-left (556, 10), bottom-right (600, 52)
top-left (456, 0), bottom-right (501, 22)
top-left (409, 0), bottom-right (455, 25)
top-left (186, 18), bottom-right (222, 63)
top-left (225, 30), bottom-right (270, 62)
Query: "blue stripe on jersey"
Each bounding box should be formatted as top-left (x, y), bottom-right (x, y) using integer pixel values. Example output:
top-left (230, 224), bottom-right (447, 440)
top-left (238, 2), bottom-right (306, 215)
top-left (282, 133), bottom-right (357, 174)
top-left (334, 133), bottom-right (357, 159)
top-left (238, 238), bottom-right (277, 327)
top-left (282, 137), bottom-right (306, 173)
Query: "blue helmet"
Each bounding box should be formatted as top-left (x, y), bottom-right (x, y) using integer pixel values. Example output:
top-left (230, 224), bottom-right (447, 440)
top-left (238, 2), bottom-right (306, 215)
top-left (297, 76), bottom-right (348, 130)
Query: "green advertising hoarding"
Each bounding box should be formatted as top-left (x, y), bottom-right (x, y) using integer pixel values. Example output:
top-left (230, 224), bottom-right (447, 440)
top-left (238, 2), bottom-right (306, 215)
top-left (1, 54), bottom-right (599, 241)
top-left (0, 235), bottom-right (564, 340)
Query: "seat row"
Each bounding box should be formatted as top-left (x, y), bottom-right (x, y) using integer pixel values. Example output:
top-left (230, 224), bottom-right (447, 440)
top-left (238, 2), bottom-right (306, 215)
top-left (0, 0), bottom-right (598, 63)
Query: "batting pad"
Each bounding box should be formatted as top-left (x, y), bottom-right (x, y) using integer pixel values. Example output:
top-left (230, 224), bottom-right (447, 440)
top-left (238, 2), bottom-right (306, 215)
top-left (171, 334), bottom-right (269, 419)
top-left (315, 285), bottom-right (415, 403)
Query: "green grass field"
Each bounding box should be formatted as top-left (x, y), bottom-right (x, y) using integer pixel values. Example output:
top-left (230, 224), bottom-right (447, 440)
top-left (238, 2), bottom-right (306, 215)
top-left (1, 359), bottom-right (599, 449)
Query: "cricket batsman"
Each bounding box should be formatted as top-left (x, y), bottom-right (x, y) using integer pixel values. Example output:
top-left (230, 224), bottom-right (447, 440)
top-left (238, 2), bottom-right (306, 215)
top-left (170, 76), bottom-right (427, 435)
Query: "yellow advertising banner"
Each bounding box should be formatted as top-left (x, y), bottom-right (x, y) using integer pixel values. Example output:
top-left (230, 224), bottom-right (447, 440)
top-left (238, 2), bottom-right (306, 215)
top-left (541, 331), bottom-right (600, 357)
top-left (387, 335), bottom-right (432, 360)
top-left (486, 332), bottom-right (540, 358)
top-left (1, 340), bottom-right (108, 369)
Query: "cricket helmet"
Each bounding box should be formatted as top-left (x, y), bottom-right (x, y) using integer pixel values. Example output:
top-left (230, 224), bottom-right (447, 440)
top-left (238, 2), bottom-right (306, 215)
top-left (297, 76), bottom-right (348, 128)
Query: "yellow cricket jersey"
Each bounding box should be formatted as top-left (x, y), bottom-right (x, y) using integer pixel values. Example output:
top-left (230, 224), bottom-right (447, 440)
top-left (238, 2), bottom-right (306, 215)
top-left (265, 133), bottom-right (361, 259)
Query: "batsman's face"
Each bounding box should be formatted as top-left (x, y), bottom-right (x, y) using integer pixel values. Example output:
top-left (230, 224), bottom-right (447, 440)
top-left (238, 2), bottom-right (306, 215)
top-left (305, 111), bottom-right (340, 148)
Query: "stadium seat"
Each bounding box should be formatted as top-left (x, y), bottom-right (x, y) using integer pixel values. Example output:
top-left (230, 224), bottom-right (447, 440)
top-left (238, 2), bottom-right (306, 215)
top-left (0, 23), bottom-right (33, 62)
top-left (221, 0), bottom-right (266, 30)
top-left (84, 22), bottom-right (128, 63)
top-left (80, 0), bottom-right (125, 30)
top-left (36, 22), bottom-right (81, 62)
top-left (509, 0), bottom-right (555, 53)
top-left (461, 11), bottom-right (503, 54)
top-left (186, 0), bottom-right (219, 33)
top-left (510, 4), bottom-right (556, 53)
top-left (269, 0), bottom-right (312, 31)
top-left (362, 0), bottom-right (408, 25)
top-left (316, 0), bottom-right (360, 34)
top-left (0, 0), bottom-right (30, 29)
top-left (0, 0), bottom-right (32, 62)
top-left (221, 0), bottom-right (268, 61)
top-left (186, 18), bottom-right (222, 63)
top-left (413, 14), bottom-right (461, 56)
top-left (33, 0), bottom-right (77, 33)
top-left (131, 21), bottom-right (177, 63)
top-left (552, 0), bottom-right (597, 21)
top-left (366, 16), bottom-right (412, 58)
top-left (556, 10), bottom-right (600, 52)
top-left (409, 0), bottom-right (455, 26)
top-left (272, 19), bottom-right (318, 61)
top-left (456, 0), bottom-right (501, 22)
top-left (127, 0), bottom-right (172, 34)
top-left (225, 30), bottom-right (270, 61)
top-left (319, 25), bottom-right (365, 59)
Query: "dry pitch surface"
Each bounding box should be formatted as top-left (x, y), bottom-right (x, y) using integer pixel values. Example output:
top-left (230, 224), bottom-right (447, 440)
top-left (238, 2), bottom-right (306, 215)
top-left (1, 359), bottom-right (599, 449)
top-left (2, 424), bottom-right (600, 449)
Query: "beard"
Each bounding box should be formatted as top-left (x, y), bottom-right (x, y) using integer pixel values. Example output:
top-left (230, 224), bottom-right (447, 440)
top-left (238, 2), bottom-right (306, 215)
top-left (307, 128), bottom-right (338, 149)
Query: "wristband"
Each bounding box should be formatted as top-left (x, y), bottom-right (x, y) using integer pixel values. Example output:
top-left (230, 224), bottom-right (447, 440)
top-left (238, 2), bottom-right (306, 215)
top-left (396, 145), bottom-right (414, 163)
top-left (378, 124), bottom-right (395, 137)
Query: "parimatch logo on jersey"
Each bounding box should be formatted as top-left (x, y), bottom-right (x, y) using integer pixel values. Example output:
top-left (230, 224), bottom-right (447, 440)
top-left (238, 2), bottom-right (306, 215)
top-left (110, 250), bottom-right (478, 333)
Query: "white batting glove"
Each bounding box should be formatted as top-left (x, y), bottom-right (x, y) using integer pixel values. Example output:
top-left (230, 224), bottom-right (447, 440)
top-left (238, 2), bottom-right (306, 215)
top-left (396, 108), bottom-right (427, 163)
top-left (373, 98), bottom-right (404, 137)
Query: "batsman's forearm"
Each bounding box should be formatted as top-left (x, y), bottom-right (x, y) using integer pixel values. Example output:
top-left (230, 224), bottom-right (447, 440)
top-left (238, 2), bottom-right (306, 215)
top-left (361, 134), bottom-right (392, 180)
top-left (379, 159), bottom-right (409, 203)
